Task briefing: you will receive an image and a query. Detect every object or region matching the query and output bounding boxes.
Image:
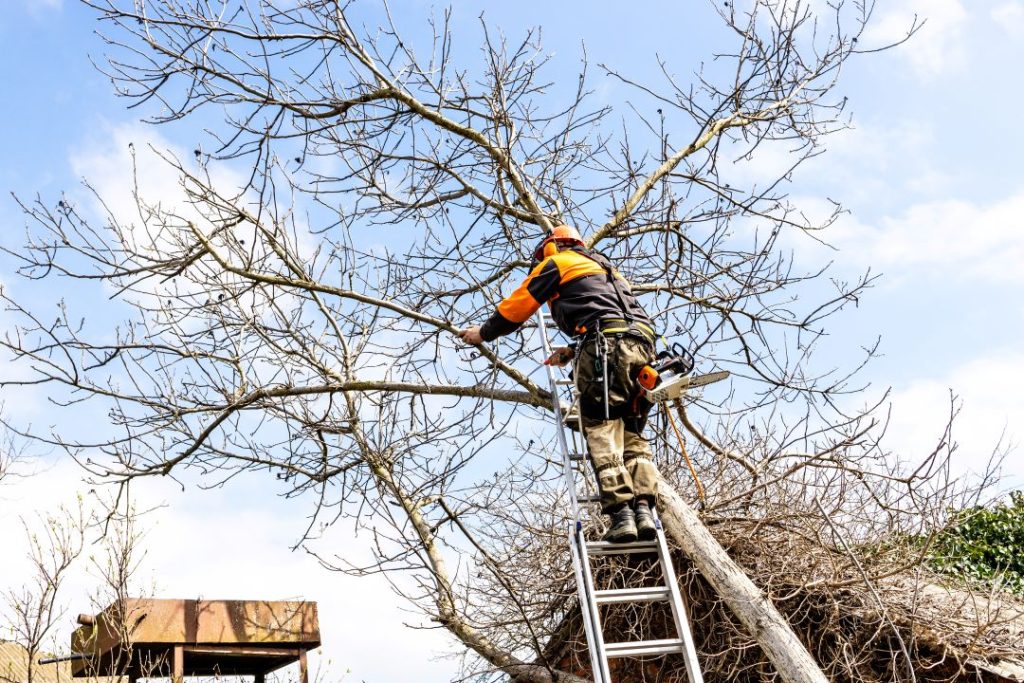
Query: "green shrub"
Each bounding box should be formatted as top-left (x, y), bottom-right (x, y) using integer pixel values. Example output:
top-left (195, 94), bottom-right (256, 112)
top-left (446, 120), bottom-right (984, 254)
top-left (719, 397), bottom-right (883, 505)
top-left (927, 491), bottom-right (1024, 596)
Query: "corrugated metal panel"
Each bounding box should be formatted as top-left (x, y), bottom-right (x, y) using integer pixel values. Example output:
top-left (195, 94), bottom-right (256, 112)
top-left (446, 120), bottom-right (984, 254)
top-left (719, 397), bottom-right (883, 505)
top-left (0, 642), bottom-right (72, 683)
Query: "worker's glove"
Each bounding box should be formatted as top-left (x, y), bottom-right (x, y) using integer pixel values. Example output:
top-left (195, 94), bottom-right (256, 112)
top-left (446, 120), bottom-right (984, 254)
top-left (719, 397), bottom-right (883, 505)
top-left (544, 346), bottom-right (574, 367)
top-left (457, 325), bottom-right (484, 345)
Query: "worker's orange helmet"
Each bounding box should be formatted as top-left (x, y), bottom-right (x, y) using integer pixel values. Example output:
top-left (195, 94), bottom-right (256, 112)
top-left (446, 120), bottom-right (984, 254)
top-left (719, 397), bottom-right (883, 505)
top-left (532, 224), bottom-right (584, 261)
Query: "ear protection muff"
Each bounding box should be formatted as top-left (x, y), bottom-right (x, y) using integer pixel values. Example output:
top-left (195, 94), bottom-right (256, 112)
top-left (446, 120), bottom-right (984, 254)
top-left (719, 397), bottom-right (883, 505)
top-left (543, 240), bottom-right (559, 258)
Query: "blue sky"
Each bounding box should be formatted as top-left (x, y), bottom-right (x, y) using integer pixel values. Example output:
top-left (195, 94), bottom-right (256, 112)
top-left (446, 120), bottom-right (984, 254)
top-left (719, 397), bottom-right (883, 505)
top-left (2, 0), bottom-right (1024, 681)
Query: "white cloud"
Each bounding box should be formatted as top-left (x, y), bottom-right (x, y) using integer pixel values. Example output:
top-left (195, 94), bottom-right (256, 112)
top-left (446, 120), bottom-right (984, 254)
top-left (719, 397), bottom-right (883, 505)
top-left (827, 192), bottom-right (1024, 282)
top-left (992, 1), bottom-right (1024, 36)
top-left (825, 120), bottom-right (939, 190)
top-left (23, 0), bottom-right (62, 12)
top-left (865, 0), bottom-right (969, 78)
top-left (884, 351), bottom-right (1024, 491)
top-left (67, 123), bottom-right (312, 357)
top-left (6, 0), bottom-right (63, 27)
top-left (69, 123), bottom-right (243, 268)
top-left (68, 124), bottom-right (215, 310)
top-left (722, 119), bottom-right (946, 210)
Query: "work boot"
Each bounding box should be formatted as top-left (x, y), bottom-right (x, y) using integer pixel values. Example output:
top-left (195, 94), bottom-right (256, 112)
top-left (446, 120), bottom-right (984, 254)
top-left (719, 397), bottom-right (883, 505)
top-left (634, 498), bottom-right (656, 541)
top-left (603, 504), bottom-right (638, 543)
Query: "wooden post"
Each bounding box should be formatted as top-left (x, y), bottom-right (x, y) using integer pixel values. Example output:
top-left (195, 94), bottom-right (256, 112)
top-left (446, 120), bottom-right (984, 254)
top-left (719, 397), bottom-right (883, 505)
top-left (172, 646), bottom-right (184, 683)
top-left (659, 485), bottom-right (828, 683)
top-left (298, 650), bottom-right (308, 683)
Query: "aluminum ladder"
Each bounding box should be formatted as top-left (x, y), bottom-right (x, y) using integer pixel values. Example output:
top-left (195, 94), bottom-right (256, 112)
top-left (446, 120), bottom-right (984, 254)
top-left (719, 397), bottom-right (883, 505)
top-left (535, 312), bottom-right (704, 683)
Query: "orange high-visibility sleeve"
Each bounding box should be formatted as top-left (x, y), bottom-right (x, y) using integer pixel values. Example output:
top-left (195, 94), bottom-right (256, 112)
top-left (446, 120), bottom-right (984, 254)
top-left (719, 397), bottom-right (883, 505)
top-left (497, 258), bottom-right (560, 322)
top-left (479, 257), bottom-right (561, 341)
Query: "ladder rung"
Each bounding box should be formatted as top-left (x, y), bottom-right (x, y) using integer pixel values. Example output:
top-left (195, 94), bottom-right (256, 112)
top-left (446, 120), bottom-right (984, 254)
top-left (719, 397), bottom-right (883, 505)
top-left (594, 586), bottom-right (670, 605)
top-left (605, 638), bottom-right (684, 658)
top-left (585, 540), bottom-right (658, 555)
top-left (569, 452), bottom-right (586, 461)
top-left (554, 378), bottom-right (574, 386)
top-left (576, 493), bottom-right (601, 504)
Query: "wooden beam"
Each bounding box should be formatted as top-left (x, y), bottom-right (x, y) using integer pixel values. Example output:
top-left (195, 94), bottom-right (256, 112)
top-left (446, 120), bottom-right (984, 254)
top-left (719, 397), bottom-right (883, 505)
top-left (172, 646), bottom-right (184, 683)
top-left (180, 646), bottom-right (299, 658)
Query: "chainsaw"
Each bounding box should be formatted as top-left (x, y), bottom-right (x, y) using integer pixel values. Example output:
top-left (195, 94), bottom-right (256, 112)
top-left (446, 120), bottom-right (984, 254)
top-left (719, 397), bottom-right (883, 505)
top-left (637, 343), bottom-right (729, 403)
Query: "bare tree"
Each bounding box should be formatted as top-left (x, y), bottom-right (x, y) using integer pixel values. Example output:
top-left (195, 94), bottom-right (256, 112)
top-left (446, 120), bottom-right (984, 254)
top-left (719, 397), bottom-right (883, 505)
top-left (0, 415), bottom-right (26, 487)
top-left (0, 473), bottom-right (155, 683)
top-left (2, 505), bottom-right (86, 683)
top-left (6, 1), bottom-right (1017, 682)
top-left (78, 499), bottom-right (150, 683)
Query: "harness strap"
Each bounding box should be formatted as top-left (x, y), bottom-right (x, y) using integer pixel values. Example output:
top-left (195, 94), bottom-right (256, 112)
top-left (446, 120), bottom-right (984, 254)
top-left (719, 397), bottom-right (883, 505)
top-left (595, 318), bottom-right (656, 344)
top-left (569, 245), bottom-right (636, 323)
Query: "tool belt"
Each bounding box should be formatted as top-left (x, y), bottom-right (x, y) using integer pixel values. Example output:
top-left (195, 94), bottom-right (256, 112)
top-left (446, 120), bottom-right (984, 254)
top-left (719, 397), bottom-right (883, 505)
top-left (573, 318), bottom-right (656, 422)
top-left (576, 317), bottom-right (656, 346)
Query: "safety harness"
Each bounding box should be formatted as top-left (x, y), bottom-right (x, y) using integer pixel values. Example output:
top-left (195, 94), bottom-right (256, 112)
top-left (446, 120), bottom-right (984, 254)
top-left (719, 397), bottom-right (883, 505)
top-left (565, 245), bottom-right (656, 419)
top-left (567, 245), bottom-right (655, 342)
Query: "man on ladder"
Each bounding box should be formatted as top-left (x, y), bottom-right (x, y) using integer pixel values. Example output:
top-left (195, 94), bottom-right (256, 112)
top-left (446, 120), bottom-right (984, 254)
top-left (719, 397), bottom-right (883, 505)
top-left (458, 225), bottom-right (663, 544)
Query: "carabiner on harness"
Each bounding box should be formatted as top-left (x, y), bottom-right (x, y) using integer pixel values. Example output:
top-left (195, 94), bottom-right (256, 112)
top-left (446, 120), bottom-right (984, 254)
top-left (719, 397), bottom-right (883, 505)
top-left (594, 331), bottom-right (610, 420)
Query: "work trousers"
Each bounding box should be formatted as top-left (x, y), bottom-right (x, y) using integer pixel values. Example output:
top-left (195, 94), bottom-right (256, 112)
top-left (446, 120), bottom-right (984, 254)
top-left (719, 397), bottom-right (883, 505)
top-left (574, 334), bottom-right (660, 513)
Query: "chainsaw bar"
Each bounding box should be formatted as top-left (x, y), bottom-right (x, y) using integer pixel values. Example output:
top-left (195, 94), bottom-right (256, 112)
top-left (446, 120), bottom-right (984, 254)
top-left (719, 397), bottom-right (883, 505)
top-left (646, 370), bottom-right (730, 403)
top-left (685, 370), bottom-right (731, 389)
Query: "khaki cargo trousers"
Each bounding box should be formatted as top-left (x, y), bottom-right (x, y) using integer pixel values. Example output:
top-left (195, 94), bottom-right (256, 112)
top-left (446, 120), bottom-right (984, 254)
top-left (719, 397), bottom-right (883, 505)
top-left (574, 334), bottom-right (659, 513)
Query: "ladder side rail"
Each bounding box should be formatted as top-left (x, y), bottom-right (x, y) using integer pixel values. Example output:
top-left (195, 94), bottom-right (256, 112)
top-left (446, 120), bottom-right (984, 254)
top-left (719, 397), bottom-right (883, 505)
top-left (538, 311), bottom-right (609, 677)
top-left (575, 526), bottom-right (614, 683)
top-left (654, 515), bottom-right (704, 683)
top-left (536, 313), bottom-right (580, 520)
top-left (565, 393), bottom-right (585, 459)
top-left (568, 523), bottom-right (607, 682)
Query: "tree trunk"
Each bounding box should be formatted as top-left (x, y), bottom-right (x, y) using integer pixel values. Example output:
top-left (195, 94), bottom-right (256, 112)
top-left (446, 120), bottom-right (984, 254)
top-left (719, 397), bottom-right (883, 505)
top-left (659, 485), bottom-right (829, 683)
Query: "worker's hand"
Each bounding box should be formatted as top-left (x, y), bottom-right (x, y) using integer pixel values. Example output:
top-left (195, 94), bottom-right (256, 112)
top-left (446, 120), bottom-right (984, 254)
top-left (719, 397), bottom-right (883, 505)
top-left (457, 325), bottom-right (484, 345)
top-left (544, 346), bottom-right (574, 367)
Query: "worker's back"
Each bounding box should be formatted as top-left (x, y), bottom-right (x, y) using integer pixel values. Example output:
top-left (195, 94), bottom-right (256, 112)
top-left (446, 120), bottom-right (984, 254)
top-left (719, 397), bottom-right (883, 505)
top-left (537, 247), bottom-right (654, 338)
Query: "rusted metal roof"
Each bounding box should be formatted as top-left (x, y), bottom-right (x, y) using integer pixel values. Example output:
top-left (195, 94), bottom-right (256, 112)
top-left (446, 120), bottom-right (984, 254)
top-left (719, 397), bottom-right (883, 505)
top-left (70, 599), bottom-right (319, 681)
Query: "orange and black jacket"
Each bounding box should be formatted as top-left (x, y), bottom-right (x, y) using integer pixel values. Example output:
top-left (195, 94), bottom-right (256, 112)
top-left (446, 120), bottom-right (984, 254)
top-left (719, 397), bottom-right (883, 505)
top-left (479, 246), bottom-right (655, 342)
